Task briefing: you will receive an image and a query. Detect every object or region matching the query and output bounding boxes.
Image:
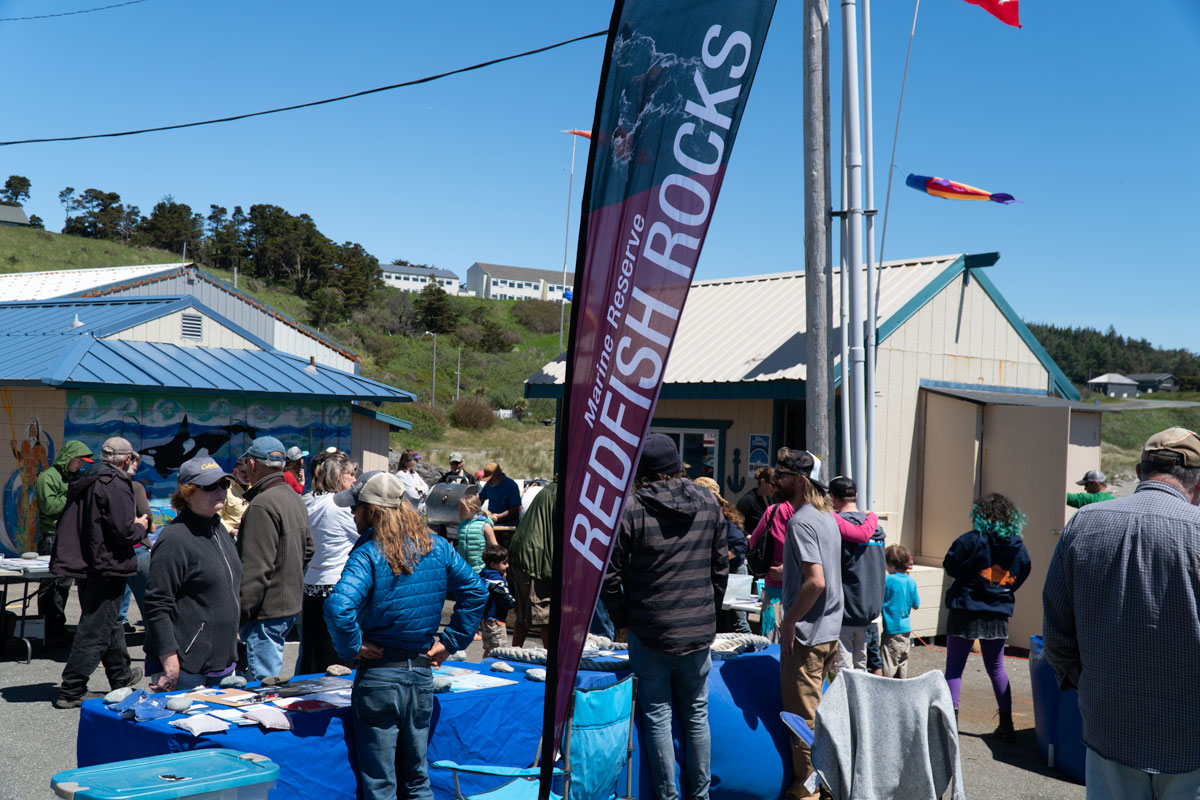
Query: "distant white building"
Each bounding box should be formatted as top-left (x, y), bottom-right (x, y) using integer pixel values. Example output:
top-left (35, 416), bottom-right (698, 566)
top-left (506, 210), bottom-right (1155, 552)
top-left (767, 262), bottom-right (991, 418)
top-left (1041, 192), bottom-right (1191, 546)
top-left (1087, 372), bottom-right (1138, 398)
top-left (465, 262), bottom-right (574, 301)
top-left (381, 263), bottom-right (459, 295)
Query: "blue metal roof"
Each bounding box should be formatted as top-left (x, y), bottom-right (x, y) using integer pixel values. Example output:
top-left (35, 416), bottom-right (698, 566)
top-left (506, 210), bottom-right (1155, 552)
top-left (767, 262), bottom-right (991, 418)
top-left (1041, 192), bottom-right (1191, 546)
top-left (0, 298), bottom-right (415, 403)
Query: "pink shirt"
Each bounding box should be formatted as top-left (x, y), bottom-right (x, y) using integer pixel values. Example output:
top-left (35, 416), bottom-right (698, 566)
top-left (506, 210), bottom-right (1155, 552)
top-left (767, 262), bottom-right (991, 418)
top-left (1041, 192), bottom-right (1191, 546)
top-left (749, 501), bottom-right (878, 586)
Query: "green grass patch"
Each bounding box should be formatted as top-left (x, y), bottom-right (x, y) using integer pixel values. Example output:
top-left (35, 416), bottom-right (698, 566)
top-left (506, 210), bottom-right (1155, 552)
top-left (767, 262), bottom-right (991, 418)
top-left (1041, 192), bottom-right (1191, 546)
top-left (396, 421), bottom-right (556, 480)
top-left (0, 225), bottom-right (174, 271)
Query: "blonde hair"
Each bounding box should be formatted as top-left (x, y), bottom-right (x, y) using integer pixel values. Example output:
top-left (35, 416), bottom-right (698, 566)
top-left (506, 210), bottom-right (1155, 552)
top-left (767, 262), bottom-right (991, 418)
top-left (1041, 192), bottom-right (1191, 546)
top-left (803, 479), bottom-right (833, 513)
top-left (369, 503), bottom-right (432, 575)
top-left (459, 493), bottom-right (482, 520)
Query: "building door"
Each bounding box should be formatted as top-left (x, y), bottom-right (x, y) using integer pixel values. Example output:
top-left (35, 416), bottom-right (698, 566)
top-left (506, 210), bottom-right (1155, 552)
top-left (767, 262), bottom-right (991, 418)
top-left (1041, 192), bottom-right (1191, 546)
top-left (650, 426), bottom-right (719, 482)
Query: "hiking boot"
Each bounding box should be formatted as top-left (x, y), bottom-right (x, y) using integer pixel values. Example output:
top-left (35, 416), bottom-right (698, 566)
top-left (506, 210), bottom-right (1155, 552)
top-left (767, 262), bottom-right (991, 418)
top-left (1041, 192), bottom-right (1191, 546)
top-left (53, 691), bottom-right (104, 709)
top-left (995, 709), bottom-right (1016, 742)
top-left (110, 666), bottom-right (143, 691)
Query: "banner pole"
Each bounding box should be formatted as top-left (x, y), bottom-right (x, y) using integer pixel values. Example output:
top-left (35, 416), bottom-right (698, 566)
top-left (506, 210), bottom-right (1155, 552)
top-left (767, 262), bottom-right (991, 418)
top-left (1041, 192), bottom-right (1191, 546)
top-left (558, 134), bottom-right (578, 355)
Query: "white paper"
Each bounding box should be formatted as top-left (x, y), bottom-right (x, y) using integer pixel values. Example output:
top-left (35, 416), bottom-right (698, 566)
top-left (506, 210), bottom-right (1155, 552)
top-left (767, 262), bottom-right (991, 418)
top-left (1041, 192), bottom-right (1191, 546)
top-left (722, 573), bottom-right (754, 608)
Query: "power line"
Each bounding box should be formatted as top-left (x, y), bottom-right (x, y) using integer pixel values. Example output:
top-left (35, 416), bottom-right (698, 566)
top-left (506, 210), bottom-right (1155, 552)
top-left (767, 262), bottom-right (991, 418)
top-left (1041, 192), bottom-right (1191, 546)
top-left (0, 30), bottom-right (607, 147)
top-left (0, 0), bottom-right (147, 22)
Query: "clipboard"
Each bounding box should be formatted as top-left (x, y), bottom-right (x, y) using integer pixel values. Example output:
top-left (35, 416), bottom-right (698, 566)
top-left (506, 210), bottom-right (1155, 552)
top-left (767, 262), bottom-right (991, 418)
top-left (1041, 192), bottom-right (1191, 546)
top-left (184, 687), bottom-right (258, 707)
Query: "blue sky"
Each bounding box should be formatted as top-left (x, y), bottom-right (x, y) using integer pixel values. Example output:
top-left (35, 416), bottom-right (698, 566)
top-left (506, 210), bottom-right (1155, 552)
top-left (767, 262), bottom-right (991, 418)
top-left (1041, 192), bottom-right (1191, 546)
top-left (2, 0), bottom-right (1197, 350)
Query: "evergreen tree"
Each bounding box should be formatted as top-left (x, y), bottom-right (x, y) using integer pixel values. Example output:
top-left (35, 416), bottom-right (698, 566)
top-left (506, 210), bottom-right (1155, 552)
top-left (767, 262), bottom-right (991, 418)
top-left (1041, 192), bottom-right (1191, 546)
top-left (1, 175), bottom-right (31, 206)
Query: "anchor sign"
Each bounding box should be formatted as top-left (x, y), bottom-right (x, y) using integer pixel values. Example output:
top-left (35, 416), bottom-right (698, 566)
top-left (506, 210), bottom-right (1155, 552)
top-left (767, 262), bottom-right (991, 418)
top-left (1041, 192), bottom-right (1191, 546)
top-left (726, 448), bottom-right (746, 494)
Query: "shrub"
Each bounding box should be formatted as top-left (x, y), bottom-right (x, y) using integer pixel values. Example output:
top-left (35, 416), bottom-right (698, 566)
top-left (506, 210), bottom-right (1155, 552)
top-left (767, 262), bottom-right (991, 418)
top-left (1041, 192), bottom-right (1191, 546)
top-left (392, 402), bottom-right (446, 441)
top-left (451, 395), bottom-right (495, 430)
top-left (512, 299), bottom-right (562, 333)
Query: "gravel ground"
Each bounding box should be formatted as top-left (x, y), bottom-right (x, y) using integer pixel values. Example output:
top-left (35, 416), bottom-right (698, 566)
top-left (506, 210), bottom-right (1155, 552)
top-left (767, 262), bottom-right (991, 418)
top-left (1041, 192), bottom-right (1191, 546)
top-left (0, 595), bottom-right (1085, 799)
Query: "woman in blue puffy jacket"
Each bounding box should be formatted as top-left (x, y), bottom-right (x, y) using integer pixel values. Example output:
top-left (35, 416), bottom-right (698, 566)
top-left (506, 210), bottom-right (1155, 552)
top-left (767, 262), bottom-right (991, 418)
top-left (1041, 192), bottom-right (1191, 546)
top-left (324, 471), bottom-right (487, 800)
top-left (942, 492), bottom-right (1031, 743)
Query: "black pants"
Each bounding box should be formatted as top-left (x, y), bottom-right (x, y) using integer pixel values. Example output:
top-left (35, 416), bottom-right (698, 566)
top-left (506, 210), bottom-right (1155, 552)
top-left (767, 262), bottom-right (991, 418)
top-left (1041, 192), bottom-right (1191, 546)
top-left (299, 591), bottom-right (353, 675)
top-left (59, 575), bottom-right (133, 699)
top-left (36, 535), bottom-right (72, 639)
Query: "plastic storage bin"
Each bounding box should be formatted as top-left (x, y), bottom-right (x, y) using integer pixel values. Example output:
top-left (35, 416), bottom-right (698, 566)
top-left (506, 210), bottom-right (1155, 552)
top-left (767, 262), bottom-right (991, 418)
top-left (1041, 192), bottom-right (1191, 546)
top-left (51, 749), bottom-right (279, 800)
top-left (1028, 635), bottom-right (1086, 781)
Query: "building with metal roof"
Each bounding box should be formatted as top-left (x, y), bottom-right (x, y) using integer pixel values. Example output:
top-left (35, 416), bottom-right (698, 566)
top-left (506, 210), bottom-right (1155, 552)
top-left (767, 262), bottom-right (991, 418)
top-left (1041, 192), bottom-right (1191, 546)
top-left (380, 263), bottom-right (460, 295)
top-left (1086, 372), bottom-right (1138, 398)
top-left (0, 296), bottom-right (413, 557)
top-left (1124, 372), bottom-right (1178, 394)
top-left (525, 252), bottom-right (1097, 642)
top-left (0, 206), bottom-right (31, 227)
top-left (465, 262), bottom-right (573, 301)
top-left (0, 263), bottom-right (359, 372)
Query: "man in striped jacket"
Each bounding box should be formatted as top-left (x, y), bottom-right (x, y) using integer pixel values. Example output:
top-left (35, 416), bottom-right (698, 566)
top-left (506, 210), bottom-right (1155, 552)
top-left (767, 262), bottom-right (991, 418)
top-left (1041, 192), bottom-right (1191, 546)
top-left (602, 433), bottom-right (729, 800)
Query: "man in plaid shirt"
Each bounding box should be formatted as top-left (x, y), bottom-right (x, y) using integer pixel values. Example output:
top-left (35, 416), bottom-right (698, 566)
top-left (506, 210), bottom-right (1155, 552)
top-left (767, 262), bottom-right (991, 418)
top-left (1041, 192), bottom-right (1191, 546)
top-left (1044, 427), bottom-right (1200, 797)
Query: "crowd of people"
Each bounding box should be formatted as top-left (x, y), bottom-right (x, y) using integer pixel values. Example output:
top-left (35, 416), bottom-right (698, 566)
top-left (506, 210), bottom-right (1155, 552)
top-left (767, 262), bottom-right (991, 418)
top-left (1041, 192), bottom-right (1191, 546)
top-left (30, 422), bottom-right (1200, 800)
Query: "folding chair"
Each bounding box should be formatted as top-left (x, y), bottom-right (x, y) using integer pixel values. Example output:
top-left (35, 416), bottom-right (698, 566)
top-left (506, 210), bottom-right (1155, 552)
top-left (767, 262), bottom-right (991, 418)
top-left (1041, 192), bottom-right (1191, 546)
top-left (433, 675), bottom-right (637, 800)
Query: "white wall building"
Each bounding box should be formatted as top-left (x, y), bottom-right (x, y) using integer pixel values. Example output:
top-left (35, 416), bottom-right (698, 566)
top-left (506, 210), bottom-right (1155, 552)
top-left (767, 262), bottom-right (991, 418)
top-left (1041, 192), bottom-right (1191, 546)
top-left (381, 263), bottom-right (460, 295)
top-left (465, 262), bottom-right (574, 301)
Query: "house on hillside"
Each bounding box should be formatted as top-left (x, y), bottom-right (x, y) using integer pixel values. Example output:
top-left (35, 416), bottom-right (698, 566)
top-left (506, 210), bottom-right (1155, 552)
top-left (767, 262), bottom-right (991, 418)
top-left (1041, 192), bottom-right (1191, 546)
top-left (381, 263), bottom-right (460, 295)
top-left (1087, 372), bottom-right (1138, 398)
top-left (1127, 372), bottom-right (1178, 394)
top-left (0, 264), bottom-right (358, 372)
top-left (466, 262), bottom-right (573, 301)
top-left (526, 252), bottom-right (1102, 645)
top-left (0, 296), bottom-right (414, 558)
top-left (0, 206), bottom-right (30, 227)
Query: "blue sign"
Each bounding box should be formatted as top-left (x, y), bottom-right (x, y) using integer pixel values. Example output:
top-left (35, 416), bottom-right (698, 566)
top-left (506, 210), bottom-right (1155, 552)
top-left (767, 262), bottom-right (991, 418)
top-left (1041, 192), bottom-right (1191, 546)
top-left (749, 433), bottom-right (770, 469)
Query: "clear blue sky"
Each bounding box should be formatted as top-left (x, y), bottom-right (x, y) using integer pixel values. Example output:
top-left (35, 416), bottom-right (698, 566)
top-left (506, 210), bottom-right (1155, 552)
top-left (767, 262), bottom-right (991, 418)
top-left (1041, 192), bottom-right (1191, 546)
top-left (3, 0), bottom-right (1197, 351)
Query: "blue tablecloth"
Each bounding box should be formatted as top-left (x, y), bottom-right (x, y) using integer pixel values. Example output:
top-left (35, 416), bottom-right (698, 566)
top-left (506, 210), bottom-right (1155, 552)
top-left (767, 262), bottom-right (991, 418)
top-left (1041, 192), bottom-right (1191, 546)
top-left (77, 647), bottom-right (792, 800)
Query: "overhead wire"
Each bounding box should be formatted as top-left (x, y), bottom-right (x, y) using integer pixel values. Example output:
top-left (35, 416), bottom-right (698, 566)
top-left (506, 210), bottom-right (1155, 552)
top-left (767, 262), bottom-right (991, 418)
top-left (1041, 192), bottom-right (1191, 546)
top-left (0, 0), bottom-right (147, 22)
top-left (0, 30), bottom-right (607, 147)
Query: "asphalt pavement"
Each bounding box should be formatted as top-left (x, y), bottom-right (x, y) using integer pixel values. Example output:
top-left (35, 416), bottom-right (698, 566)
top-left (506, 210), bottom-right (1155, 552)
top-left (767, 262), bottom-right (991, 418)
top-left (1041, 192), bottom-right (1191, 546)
top-left (0, 594), bottom-right (1085, 799)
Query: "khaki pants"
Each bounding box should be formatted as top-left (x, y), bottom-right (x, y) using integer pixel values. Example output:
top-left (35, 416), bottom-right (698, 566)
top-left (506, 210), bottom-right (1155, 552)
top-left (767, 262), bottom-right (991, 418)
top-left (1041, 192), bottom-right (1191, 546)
top-left (881, 632), bottom-right (911, 678)
top-left (780, 639), bottom-right (839, 800)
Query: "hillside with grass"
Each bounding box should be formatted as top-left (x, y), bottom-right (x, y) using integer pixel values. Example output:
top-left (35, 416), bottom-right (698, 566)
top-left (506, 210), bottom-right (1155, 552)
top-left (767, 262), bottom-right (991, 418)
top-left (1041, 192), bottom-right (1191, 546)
top-left (0, 226), bottom-right (563, 475)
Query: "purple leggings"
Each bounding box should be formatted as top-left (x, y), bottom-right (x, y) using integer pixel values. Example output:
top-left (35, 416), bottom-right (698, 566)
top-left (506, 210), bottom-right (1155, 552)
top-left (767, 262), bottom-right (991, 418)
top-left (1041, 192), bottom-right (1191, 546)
top-left (944, 636), bottom-right (1011, 712)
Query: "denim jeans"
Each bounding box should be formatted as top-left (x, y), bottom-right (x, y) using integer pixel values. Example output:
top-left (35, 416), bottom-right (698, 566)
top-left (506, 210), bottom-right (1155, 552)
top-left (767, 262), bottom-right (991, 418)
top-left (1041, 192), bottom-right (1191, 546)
top-left (59, 575), bottom-right (134, 699)
top-left (119, 545), bottom-right (150, 623)
top-left (352, 663), bottom-right (435, 800)
top-left (627, 631), bottom-right (712, 800)
top-left (240, 614), bottom-right (299, 681)
top-left (1086, 748), bottom-right (1200, 800)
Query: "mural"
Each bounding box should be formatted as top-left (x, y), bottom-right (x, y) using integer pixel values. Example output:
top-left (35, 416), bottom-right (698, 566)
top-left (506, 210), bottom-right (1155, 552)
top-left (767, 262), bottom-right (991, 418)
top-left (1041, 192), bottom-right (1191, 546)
top-left (64, 390), bottom-right (352, 515)
top-left (1, 387), bottom-right (53, 555)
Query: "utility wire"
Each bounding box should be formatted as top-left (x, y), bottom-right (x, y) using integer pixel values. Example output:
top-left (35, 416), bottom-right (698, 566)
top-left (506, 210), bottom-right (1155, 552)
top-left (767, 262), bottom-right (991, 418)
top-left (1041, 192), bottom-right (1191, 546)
top-left (0, 30), bottom-right (607, 147)
top-left (0, 0), bottom-right (147, 22)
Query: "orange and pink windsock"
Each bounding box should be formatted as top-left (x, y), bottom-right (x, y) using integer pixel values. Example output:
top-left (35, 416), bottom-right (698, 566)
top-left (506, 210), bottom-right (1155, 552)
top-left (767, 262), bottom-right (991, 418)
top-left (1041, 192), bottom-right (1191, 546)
top-left (563, 129), bottom-right (592, 139)
top-left (906, 174), bottom-right (1017, 205)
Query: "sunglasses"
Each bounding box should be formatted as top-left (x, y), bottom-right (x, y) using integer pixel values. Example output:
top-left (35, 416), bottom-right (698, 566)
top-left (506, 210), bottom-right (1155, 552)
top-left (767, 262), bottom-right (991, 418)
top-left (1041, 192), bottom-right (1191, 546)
top-left (200, 480), bottom-right (232, 492)
top-left (772, 468), bottom-right (800, 480)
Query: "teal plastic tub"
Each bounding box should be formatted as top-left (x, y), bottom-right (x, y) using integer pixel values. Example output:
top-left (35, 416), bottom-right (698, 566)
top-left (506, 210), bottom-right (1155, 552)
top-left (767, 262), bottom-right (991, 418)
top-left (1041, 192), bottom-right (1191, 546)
top-left (51, 749), bottom-right (279, 800)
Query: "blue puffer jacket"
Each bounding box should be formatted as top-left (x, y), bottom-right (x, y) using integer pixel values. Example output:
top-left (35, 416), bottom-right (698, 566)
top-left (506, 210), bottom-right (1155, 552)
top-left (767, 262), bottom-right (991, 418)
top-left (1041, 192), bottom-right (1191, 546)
top-left (325, 533), bottom-right (487, 660)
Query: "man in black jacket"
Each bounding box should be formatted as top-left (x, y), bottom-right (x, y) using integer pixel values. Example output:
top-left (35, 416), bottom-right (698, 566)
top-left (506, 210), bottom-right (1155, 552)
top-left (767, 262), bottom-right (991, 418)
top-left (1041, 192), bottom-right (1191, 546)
top-left (50, 437), bottom-right (148, 708)
top-left (602, 434), bottom-right (728, 800)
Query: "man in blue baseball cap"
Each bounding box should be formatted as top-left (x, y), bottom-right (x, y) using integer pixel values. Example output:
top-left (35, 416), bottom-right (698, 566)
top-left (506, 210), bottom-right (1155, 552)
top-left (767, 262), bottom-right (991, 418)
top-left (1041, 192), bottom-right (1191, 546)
top-left (237, 436), bottom-right (313, 680)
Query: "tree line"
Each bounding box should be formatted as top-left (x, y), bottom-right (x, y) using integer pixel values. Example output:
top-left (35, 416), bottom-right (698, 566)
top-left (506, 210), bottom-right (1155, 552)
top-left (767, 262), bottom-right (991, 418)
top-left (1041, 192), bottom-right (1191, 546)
top-left (1027, 321), bottom-right (1200, 391)
top-left (7, 174), bottom-right (387, 326)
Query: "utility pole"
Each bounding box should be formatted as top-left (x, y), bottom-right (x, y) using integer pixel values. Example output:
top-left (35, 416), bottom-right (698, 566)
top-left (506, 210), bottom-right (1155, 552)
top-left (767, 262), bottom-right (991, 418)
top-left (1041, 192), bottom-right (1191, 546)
top-left (804, 0), bottom-right (832, 466)
top-left (456, 346), bottom-right (462, 401)
top-left (841, 0), bottom-right (868, 485)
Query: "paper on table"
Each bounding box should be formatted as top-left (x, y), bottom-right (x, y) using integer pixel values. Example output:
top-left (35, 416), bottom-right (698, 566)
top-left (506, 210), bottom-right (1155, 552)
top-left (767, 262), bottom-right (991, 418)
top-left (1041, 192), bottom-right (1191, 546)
top-left (722, 573), bottom-right (754, 608)
top-left (447, 673), bottom-right (518, 692)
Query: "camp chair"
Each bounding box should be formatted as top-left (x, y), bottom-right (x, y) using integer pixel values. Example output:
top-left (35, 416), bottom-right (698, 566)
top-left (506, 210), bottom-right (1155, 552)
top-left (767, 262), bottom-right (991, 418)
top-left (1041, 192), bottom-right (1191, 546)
top-left (779, 711), bottom-right (815, 747)
top-left (432, 675), bottom-right (637, 800)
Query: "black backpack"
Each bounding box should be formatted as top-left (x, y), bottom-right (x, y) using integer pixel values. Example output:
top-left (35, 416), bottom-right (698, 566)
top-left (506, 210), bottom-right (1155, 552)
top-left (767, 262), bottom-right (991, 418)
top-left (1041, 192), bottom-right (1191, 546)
top-left (746, 504), bottom-right (779, 578)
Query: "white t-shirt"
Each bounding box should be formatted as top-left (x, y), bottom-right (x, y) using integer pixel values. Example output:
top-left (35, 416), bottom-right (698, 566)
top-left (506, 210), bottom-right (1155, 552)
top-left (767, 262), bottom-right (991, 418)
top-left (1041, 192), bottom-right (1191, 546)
top-left (395, 469), bottom-right (429, 511)
top-left (304, 493), bottom-right (361, 586)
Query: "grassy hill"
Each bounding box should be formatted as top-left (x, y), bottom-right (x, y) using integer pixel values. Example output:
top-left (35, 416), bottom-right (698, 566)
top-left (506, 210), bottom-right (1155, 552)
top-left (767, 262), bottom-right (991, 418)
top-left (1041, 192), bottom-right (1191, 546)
top-left (0, 226), bottom-right (562, 475)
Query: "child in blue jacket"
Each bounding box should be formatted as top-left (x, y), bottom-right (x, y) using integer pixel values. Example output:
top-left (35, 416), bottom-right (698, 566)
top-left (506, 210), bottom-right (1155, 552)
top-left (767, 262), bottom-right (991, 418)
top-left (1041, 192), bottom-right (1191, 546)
top-left (480, 544), bottom-right (515, 656)
top-left (881, 544), bottom-right (919, 678)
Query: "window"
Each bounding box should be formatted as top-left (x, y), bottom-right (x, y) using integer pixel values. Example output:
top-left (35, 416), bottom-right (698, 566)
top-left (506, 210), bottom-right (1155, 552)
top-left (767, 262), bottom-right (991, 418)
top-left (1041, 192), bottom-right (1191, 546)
top-left (180, 312), bottom-right (203, 341)
top-left (649, 424), bottom-right (722, 483)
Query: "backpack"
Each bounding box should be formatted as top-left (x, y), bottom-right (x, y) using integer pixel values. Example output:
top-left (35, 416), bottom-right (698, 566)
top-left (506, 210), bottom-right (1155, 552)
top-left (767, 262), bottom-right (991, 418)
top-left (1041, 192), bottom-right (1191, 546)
top-left (746, 504), bottom-right (779, 578)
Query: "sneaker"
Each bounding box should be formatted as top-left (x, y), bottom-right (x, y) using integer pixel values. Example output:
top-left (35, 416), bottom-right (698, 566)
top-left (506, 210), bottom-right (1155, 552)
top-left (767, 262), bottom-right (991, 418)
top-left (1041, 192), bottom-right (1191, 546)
top-left (53, 691), bottom-right (104, 709)
top-left (123, 621), bottom-right (138, 634)
top-left (110, 666), bottom-right (143, 691)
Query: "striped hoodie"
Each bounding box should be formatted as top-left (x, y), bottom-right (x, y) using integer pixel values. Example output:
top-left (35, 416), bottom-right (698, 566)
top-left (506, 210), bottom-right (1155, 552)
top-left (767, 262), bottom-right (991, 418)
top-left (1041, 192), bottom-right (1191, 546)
top-left (602, 477), bottom-right (729, 656)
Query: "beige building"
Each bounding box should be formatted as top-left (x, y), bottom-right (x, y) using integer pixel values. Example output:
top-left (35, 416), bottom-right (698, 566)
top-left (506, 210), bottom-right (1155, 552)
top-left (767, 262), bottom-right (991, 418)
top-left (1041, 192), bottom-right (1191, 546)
top-left (526, 252), bottom-right (1099, 644)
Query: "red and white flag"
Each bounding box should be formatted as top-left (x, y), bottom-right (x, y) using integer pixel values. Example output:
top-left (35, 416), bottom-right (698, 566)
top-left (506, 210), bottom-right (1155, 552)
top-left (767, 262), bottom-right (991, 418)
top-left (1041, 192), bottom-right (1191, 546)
top-left (964, 0), bottom-right (1020, 27)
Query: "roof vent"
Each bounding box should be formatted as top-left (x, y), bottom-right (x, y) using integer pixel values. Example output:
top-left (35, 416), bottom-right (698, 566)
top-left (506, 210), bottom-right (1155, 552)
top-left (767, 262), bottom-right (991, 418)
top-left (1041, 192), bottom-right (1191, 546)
top-left (181, 312), bottom-right (203, 341)
top-left (305, 356), bottom-right (319, 376)
top-left (68, 314), bottom-right (85, 329)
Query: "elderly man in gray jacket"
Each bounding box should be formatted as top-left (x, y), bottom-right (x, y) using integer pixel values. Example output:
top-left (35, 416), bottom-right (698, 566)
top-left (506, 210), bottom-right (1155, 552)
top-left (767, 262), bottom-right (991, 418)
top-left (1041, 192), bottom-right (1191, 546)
top-left (237, 435), bottom-right (313, 680)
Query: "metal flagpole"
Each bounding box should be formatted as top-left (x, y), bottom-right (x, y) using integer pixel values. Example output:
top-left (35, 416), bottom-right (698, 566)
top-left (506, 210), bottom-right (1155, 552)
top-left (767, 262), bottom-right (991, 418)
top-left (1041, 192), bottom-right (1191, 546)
top-left (862, 0), bottom-right (878, 509)
top-left (558, 133), bottom-right (579, 354)
top-left (838, 43), bottom-right (852, 478)
top-left (841, 0), bottom-right (868, 486)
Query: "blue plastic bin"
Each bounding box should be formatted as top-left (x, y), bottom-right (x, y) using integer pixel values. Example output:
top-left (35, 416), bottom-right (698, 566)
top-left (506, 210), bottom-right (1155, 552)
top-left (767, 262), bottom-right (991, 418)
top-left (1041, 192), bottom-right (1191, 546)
top-left (51, 749), bottom-right (279, 800)
top-left (1028, 635), bottom-right (1086, 781)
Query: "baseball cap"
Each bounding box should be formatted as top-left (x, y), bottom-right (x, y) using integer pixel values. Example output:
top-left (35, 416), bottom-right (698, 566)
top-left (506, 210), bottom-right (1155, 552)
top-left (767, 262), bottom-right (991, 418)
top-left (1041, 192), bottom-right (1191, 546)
top-left (449, 452), bottom-right (463, 463)
top-left (483, 461), bottom-right (500, 478)
top-left (828, 476), bottom-right (857, 499)
top-left (333, 470), bottom-right (405, 508)
top-left (101, 437), bottom-right (134, 457)
top-left (178, 456), bottom-right (234, 487)
top-left (285, 446), bottom-right (309, 462)
top-left (779, 449), bottom-right (827, 493)
top-left (1141, 427), bottom-right (1200, 469)
top-left (1076, 469), bottom-right (1107, 485)
top-left (242, 436), bottom-right (286, 460)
